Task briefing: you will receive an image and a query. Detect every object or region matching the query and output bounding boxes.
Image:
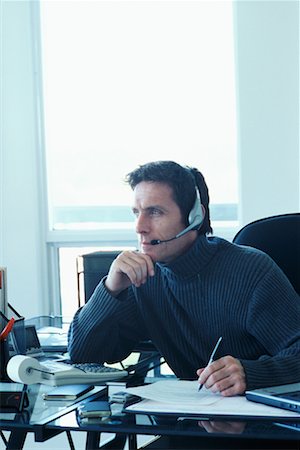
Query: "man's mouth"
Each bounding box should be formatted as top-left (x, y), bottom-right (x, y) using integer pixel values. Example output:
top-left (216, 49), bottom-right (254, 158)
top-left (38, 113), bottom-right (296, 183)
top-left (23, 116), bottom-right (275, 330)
top-left (141, 241), bottom-right (151, 246)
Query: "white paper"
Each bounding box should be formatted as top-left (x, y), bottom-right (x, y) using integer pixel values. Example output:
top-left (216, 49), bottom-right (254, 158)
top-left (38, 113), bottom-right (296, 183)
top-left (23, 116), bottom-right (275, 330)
top-left (125, 380), bottom-right (300, 418)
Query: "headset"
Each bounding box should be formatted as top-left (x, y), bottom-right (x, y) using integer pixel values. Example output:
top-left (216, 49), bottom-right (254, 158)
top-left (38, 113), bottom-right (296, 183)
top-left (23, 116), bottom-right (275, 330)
top-left (150, 171), bottom-right (204, 245)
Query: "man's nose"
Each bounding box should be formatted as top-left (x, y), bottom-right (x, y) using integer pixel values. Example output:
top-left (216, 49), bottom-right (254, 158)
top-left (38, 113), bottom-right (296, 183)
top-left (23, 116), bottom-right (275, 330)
top-left (135, 213), bottom-right (150, 234)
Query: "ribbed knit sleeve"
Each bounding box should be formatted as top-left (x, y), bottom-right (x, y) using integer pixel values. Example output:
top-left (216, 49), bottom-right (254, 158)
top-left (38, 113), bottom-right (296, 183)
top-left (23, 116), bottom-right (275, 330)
top-left (68, 278), bottom-right (148, 363)
top-left (240, 264), bottom-right (300, 389)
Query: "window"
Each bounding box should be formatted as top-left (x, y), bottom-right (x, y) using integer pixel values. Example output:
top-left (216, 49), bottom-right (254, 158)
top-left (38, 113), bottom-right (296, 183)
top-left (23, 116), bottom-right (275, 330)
top-left (40, 0), bottom-right (238, 233)
top-left (39, 1), bottom-right (238, 314)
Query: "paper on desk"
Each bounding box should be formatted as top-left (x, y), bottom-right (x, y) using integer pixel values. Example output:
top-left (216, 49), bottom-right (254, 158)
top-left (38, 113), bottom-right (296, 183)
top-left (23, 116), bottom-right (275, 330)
top-left (125, 380), bottom-right (300, 418)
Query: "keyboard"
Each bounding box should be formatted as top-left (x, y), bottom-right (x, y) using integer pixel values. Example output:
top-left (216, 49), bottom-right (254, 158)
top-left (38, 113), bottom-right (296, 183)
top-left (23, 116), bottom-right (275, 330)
top-left (39, 359), bottom-right (128, 386)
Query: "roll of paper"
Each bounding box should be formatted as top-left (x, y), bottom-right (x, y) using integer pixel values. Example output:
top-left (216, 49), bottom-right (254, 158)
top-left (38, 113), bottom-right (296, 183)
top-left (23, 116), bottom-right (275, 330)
top-left (7, 355), bottom-right (43, 384)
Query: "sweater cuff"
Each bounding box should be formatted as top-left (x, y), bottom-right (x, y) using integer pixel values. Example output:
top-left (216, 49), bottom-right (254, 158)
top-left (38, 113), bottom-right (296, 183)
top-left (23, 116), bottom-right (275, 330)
top-left (240, 359), bottom-right (270, 390)
top-left (101, 276), bottom-right (129, 302)
top-left (240, 356), bottom-right (300, 390)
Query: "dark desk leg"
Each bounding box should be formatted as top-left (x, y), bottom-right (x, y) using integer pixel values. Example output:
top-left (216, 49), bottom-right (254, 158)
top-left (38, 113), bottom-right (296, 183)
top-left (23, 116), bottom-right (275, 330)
top-left (86, 431), bottom-right (101, 449)
top-left (128, 434), bottom-right (137, 450)
top-left (86, 432), bottom-right (128, 450)
top-left (6, 431), bottom-right (27, 450)
top-left (66, 431), bottom-right (76, 450)
top-left (102, 434), bottom-right (127, 449)
top-left (0, 430), bottom-right (8, 447)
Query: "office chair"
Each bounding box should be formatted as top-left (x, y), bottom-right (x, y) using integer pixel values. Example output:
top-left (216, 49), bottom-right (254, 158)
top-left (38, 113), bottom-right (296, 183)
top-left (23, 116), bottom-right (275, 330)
top-left (233, 213), bottom-right (300, 295)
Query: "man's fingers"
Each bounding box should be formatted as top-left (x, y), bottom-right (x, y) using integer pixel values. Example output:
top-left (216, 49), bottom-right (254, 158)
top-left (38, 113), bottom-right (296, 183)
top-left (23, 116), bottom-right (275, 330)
top-left (115, 251), bottom-right (154, 286)
top-left (198, 358), bottom-right (226, 385)
top-left (197, 356), bottom-right (246, 396)
top-left (196, 368), bottom-right (204, 377)
top-left (105, 250), bottom-right (155, 295)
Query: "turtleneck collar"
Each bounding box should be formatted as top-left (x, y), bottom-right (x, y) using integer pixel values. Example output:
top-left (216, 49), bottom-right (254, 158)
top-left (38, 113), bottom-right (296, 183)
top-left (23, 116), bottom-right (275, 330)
top-left (156, 234), bottom-right (220, 279)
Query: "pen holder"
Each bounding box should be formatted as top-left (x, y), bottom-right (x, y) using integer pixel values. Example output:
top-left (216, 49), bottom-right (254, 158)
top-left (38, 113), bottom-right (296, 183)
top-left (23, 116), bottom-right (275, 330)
top-left (0, 309), bottom-right (26, 356)
top-left (0, 338), bottom-right (10, 381)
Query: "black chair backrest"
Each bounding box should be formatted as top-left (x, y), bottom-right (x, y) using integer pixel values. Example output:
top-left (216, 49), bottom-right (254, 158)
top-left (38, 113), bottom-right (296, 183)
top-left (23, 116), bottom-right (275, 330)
top-left (233, 213), bottom-right (300, 295)
top-left (82, 251), bottom-right (121, 302)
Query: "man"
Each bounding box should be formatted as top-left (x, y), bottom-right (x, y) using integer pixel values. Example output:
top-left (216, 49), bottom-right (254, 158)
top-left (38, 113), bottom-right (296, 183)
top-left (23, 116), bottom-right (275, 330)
top-left (68, 161), bottom-right (300, 396)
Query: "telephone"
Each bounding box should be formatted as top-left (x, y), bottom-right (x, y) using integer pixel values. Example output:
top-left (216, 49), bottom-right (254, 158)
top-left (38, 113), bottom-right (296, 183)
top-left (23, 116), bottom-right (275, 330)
top-left (40, 360), bottom-right (128, 386)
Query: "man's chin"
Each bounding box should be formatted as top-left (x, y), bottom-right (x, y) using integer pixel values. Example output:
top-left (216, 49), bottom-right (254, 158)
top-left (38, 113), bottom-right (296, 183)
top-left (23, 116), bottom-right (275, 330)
top-left (140, 243), bottom-right (153, 253)
top-left (140, 244), bottom-right (159, 261)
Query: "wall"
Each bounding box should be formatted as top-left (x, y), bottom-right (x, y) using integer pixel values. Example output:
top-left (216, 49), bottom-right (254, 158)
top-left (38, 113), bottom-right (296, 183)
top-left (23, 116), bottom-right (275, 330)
top-left (1, 1), bottom-right (49, 317)
top-left (234, 0), bottom-right (300, 225)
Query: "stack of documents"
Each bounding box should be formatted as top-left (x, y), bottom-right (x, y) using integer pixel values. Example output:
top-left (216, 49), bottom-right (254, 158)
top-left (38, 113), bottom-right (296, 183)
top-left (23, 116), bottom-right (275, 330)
top-left (124, 380), bottom-right (300, 418)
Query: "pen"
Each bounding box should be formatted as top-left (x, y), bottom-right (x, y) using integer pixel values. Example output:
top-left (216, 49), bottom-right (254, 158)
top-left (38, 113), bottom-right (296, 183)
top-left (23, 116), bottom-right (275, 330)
top-left (198, 336), bottom-right (223, 392)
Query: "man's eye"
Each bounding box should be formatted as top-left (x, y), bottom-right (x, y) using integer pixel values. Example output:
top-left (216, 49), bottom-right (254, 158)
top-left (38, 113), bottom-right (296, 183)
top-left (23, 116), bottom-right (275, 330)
top-left (150, 208), bottom-right (161, 216)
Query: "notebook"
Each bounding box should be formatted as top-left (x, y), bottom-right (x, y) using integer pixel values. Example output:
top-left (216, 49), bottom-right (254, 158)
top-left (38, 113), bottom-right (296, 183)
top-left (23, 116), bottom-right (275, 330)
top-left (246, 383), bottom-right (300, 413)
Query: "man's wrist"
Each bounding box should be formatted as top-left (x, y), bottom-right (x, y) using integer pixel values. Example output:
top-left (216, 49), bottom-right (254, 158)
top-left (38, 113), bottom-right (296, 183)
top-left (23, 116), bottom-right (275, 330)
top-left (104, 280), bottom-right (124, 298)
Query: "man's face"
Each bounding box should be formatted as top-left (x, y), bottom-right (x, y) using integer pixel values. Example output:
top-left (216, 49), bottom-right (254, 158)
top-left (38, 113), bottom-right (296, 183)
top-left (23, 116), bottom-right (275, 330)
top-left (132, 181), bottom-right (197, 263)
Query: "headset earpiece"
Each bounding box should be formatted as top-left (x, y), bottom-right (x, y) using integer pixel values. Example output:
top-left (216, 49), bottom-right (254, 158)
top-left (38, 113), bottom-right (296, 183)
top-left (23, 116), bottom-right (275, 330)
top-left (188, 185), bottom-right (204, 229)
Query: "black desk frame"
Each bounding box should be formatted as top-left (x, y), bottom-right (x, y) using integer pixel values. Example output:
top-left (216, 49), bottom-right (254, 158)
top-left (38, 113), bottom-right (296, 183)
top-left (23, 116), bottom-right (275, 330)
top-left (1, 386), bottom-right (300, 450)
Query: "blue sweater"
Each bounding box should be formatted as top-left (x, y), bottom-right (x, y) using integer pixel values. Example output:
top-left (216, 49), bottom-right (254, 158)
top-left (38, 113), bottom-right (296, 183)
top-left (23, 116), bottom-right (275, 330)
top-left (68, 235), bottom-right (300, 389)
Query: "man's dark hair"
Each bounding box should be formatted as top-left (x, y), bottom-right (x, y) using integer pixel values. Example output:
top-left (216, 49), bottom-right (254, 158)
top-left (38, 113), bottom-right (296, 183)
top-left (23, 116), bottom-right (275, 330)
top-left (125, 160), bottom-right (212, 235)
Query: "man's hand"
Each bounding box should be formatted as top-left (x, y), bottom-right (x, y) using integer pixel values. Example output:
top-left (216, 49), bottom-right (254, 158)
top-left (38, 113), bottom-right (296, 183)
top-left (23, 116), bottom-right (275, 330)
top-left (105, 250), bottom-right (155, 296)
top-left (196, 356), bottom-right (246, 396)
